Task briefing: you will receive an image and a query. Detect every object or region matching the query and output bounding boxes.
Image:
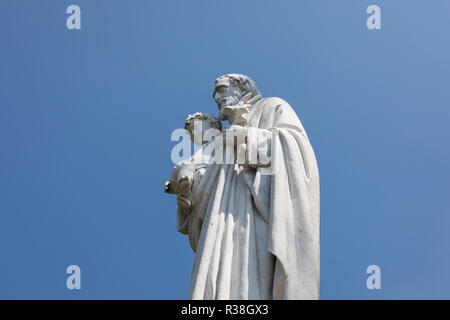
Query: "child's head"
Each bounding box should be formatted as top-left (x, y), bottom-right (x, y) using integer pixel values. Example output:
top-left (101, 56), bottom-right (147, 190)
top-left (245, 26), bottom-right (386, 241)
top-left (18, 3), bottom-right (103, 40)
top-left (185, 112), bottom-right (222, 146)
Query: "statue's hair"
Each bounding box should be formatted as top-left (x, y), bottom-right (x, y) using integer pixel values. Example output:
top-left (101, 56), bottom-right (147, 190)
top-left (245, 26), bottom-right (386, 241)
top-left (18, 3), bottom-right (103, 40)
top-left (185, 112), bottom-right (222, 131)
top-left (214, 74), bottom-right (260, 96)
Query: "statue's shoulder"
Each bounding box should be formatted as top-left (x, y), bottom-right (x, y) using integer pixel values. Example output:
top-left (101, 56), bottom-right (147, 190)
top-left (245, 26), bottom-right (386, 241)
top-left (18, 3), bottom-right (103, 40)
top-left (258, 97), bottom-right (303, 129)
top-left (259, 97), bottom-right (293, 113)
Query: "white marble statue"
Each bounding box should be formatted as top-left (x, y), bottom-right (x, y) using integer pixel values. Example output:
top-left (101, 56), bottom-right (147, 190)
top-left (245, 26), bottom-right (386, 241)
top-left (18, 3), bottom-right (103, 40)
top-left (165, 74), bottom-right (320, 300)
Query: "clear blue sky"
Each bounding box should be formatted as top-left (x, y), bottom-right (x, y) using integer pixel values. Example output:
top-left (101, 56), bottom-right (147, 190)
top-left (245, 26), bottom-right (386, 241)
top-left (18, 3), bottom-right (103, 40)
top-left (1, 0), bottom-right (450, 299)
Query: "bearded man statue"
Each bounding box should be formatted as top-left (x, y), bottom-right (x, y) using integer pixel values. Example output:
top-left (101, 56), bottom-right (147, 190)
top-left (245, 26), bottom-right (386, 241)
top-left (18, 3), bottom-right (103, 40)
top-left (169, 74), bottom-right (320, 300)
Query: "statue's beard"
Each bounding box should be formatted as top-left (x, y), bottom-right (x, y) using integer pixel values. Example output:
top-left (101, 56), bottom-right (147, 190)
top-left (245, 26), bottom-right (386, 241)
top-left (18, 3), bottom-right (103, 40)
top-left (218, 92), bottom-right (246, 121)
top-left (218, 92), bottom-right (243, 111)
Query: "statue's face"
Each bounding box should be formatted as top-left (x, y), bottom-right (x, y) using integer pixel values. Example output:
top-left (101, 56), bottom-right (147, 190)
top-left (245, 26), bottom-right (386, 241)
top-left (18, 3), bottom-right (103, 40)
top-left (213, 78), bottom-right (242, 110)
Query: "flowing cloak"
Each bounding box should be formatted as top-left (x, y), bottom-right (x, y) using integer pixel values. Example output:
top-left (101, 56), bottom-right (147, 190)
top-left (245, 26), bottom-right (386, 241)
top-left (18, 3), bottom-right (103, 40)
top-left (177, 96), bottom-right (320, 300)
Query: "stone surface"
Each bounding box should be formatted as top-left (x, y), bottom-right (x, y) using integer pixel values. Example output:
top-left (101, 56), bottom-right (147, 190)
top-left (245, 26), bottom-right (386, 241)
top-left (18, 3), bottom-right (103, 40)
top-left (165, 74), bottom-right (320, 300)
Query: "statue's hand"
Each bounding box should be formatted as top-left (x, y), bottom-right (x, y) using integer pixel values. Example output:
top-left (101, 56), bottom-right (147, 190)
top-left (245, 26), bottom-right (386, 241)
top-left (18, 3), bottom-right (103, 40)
top-left (177, 195), bottom-right (192, 215)
top-left (237, 92), bottom-right (253, 105)
top-left (220, 105), bottom-right (251, 126)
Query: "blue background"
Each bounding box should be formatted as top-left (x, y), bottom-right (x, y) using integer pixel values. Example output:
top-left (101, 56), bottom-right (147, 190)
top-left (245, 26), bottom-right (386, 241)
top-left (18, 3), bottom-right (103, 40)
top-left (1, 0), bottom-right (449, 299)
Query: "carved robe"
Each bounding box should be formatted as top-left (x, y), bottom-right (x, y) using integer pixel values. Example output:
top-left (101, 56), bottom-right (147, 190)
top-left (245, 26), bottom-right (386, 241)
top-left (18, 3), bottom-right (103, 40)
top-left (177, 95), bottom-right (320, 299)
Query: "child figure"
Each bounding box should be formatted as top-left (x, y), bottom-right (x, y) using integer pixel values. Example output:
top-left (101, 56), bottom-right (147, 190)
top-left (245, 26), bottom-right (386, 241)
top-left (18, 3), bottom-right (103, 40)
top-left (164, 112), bottom-right (222, 214)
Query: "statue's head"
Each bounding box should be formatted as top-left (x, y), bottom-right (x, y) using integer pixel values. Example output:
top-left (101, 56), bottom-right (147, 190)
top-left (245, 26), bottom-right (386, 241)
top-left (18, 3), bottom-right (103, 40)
top-left (213, 74), bottom-right (260, 111)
